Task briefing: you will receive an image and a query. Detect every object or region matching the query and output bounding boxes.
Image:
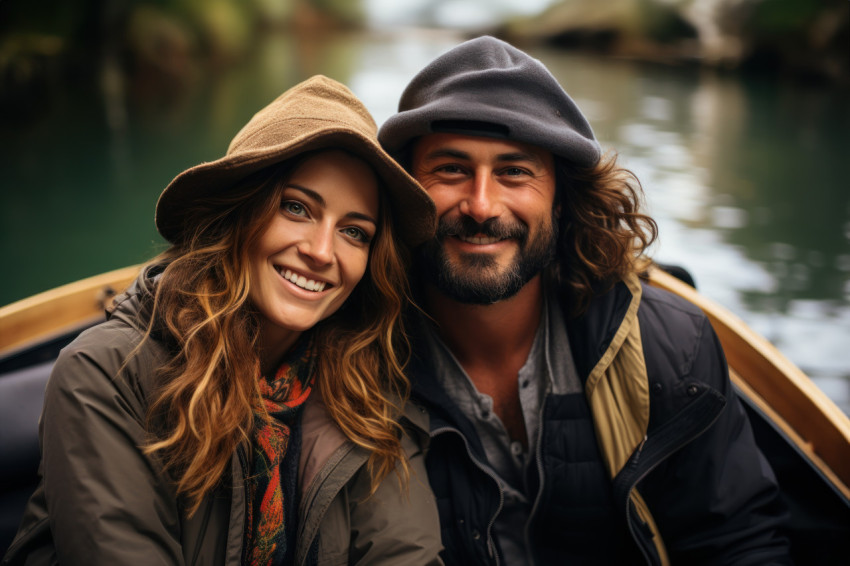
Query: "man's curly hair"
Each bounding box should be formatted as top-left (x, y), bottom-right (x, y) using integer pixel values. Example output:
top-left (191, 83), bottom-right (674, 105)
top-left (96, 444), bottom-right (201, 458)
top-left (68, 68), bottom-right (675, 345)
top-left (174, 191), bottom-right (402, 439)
top-left (551, 151), bottom-right (658, 316)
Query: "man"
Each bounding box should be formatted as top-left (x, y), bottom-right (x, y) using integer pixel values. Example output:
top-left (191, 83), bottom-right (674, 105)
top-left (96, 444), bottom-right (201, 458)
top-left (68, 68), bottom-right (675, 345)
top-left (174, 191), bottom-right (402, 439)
top-left (378, 36), bottom-right (791, 565)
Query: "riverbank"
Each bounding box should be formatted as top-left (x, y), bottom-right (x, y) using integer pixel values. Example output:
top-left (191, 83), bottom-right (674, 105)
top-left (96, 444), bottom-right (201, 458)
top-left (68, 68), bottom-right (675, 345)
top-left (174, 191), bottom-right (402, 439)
top-left (494, 0), bottom-right (849, 86)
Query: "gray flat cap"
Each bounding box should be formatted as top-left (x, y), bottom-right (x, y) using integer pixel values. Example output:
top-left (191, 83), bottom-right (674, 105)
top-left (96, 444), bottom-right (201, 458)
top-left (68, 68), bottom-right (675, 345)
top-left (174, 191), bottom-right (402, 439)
top-left (379, 36), bottom-right (601, 167)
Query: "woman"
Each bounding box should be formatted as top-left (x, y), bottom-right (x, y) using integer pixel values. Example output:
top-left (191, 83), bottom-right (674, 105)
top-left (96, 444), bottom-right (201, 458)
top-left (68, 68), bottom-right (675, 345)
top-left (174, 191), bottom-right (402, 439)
top-left (2, 76), bottom-right (442, 566)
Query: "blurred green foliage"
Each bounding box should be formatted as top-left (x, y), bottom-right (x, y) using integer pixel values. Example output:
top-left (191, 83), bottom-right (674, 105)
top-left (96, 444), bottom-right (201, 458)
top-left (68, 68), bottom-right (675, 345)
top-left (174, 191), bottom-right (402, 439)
top-left (0, 0), bottom-right (364, 100)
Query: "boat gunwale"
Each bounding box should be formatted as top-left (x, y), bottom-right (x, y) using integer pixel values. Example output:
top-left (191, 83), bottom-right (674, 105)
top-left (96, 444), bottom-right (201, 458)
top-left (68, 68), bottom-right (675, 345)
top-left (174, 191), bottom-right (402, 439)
top-left (0, 265), bottom-right (141, 357)
top-left (647, 267), bottom-right (850, 498)
top-left (1, 265), bottom-right (847, 499)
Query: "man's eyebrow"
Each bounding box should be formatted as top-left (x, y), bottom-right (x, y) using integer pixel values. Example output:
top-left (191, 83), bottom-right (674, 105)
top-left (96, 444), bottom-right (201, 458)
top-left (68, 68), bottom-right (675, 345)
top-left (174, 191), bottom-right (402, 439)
top-left (495, 151), bottom-right (544, 165)
top-left (421, 148), bottom-right (544, 166)
top-left (421, 148), bottom-right (471, 161)
top-left (284, 183), bottom-right (377, 225)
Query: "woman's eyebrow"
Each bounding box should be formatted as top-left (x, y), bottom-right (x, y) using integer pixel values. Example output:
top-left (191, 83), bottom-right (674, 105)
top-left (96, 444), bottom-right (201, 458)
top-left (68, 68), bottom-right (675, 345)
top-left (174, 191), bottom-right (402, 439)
top-left (346, 211), bottom-right (377, 225)
top-left (285, 184), bottom-right (325, 206)
top-left (286, 183), bottom-right (377, 225)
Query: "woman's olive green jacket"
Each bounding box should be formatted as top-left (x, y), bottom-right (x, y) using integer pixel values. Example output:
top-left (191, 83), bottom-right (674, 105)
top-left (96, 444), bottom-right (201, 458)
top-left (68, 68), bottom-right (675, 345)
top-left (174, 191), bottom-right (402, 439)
top-left (2, 272), bottom-right (443, 566)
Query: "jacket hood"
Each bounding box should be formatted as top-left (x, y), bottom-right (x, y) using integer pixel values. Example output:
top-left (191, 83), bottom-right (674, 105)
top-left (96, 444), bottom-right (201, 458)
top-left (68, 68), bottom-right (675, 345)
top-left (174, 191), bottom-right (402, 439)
top-left (106, 266), bottom-right (159, 334)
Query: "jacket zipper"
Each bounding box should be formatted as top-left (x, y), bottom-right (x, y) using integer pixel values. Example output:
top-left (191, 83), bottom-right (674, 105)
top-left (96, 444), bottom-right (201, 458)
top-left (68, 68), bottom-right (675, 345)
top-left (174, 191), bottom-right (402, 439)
top-left (619, 393), bottom-right (725, 565)
top-left (295, 442), bottom-right (362, 566)
top-left (232, 445), bottom-right (251, 564)
top-left (431, 425), bottom-right (504, 566)
top-left (523, 391), bottom-right (549, 565)
top-left (190, 493), bottom-right (215, 565)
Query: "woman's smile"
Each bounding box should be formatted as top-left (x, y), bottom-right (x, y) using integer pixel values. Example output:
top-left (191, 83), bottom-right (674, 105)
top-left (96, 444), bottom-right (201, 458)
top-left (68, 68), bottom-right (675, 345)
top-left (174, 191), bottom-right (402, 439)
top-left (248, 149), bottom-right (379, 356)
top-left (276, 266), bottom-right (332, 293)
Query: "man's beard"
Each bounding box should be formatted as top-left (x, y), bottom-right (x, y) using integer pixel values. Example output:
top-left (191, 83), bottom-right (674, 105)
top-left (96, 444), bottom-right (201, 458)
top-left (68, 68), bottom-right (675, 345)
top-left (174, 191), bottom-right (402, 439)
top-left (416, 213), bottom-right (559, 305)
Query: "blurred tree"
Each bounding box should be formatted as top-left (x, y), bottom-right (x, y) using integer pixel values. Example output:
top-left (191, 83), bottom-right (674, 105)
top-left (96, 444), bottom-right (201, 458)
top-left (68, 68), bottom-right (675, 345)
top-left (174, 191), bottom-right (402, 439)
top-left (0, 0), bottom-right (366, 113)
top-left (499, 0), bottom-right (849, 83)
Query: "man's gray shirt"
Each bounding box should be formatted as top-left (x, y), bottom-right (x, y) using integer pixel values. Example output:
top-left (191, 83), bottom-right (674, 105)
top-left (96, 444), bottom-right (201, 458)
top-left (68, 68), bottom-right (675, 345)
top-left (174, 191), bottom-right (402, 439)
top-left (420, 293), bottom-right (583, 564)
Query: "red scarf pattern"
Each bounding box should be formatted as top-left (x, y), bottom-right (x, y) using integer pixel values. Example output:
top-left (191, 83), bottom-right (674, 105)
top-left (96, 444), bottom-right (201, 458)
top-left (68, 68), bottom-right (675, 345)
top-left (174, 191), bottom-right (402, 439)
top-left (245, 335), bottom-right (316, 566)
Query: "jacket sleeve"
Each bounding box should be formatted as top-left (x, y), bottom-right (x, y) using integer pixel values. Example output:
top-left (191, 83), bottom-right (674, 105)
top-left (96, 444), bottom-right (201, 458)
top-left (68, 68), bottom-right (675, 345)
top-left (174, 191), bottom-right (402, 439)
top-left (345, 423), bottom-right (444, 566)
top-left (32, 328), bottom-right (185, 565)
top-left (640, 315), bottom-right (793, 566)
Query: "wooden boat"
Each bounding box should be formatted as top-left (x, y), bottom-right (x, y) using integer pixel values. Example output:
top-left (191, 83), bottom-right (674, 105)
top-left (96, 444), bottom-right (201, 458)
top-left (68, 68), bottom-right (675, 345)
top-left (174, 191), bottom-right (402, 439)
top-left (0, 265), bottom-right (140, 554)
top-left (0, 265), bottom-right (141, 356)
top-left (1, 264), bottom-right (848, 560)
top-left (648, 267), bottom-right (850, 563)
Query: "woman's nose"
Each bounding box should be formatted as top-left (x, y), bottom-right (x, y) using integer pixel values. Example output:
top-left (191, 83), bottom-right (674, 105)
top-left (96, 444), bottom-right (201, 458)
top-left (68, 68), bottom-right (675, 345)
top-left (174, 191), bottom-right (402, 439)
top-left (298, 224), bottom-right (334, 265)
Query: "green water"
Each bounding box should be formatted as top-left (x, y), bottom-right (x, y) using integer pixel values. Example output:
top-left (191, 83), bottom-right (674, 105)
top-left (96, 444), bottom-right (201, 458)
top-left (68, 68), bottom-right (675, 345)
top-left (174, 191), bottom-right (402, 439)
top-left (1, 30), bottom-right (848, 409)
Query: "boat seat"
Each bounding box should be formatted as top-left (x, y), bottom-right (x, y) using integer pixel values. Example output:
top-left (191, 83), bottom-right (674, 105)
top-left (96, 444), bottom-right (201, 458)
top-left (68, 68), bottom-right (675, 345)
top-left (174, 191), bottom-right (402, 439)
top-left (655, 262), bottom-right (697, 288)
top-left (0, 360), bottom-right (53, 553)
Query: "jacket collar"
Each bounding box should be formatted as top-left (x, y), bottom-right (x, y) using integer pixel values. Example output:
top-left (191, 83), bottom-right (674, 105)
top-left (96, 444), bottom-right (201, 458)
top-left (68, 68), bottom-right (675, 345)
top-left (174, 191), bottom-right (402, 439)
top-left (563, 273), bottom-right (642, 385)
top-left (408, 323), bottom-right (491, 460)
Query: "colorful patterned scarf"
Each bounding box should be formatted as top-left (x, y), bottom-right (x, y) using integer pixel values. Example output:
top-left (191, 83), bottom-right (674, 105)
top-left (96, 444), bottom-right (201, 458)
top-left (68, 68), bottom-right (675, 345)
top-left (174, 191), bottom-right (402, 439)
top-left (244, 334), bottom-right (316, 566)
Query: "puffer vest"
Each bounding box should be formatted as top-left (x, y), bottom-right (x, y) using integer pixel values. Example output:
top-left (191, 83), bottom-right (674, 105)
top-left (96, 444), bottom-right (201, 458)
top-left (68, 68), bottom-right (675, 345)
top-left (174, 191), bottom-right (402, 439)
top-left (528, 392), bottom-right (644, 564)
top-left (411, 358), bottom-right (644, 565)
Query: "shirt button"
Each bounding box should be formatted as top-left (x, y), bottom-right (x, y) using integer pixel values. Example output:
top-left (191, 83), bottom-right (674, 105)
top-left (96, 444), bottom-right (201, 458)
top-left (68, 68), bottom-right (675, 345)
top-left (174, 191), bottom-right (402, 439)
top-left (472, 529), bottom-right (481, 540)
top-left (511, 441), bottom-right (523, 456)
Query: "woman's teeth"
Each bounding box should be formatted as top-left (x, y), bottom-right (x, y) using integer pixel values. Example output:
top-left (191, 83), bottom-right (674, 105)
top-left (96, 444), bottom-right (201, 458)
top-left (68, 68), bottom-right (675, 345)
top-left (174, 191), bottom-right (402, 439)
top-left (282, 269), bottom-right (326, 292)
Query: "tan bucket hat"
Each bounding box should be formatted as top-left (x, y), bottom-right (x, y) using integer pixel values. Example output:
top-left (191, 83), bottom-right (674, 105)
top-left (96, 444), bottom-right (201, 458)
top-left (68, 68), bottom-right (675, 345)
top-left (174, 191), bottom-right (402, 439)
top-left (155, 75), bottom-right (435, 246)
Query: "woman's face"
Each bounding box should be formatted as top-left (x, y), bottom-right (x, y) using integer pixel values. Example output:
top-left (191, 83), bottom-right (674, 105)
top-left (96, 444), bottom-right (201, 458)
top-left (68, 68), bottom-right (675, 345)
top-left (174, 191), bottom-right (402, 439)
top-left (248, 150), bottom-right (380, 354)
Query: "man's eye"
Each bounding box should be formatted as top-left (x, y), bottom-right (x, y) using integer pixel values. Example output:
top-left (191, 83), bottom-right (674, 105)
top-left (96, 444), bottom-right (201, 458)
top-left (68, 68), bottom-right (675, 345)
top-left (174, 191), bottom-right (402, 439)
top-left (503, 167), bottom-right (529, 176)
top-left (282, 201), bottom-right (307, 216)
top-left (436, 164), bottom-right (464, 175)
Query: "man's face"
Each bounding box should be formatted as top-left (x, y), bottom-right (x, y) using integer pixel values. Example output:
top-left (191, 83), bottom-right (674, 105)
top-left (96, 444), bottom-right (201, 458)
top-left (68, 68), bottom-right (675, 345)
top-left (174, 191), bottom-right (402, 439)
top-left (411, 133), bottom-right (559, 304)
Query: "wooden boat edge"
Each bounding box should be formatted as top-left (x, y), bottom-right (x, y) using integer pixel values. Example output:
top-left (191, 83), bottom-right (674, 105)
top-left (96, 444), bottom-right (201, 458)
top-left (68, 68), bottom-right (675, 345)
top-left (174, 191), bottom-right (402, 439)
top-left (647, 267), bottom-right (850, 497)
top-left (2, 265), bottom-right (847, 496)
top-left (0, 265), bottom-right (141, 356)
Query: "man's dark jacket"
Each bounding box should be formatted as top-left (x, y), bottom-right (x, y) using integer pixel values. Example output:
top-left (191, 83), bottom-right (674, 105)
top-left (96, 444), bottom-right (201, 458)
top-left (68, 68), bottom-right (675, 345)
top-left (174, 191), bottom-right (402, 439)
top-left (410, 273), bottom-right (791, 565)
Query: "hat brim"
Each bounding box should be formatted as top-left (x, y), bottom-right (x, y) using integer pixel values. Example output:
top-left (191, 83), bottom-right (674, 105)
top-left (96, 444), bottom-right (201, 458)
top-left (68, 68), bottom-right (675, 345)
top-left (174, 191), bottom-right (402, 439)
top-left (155, 125), bottom-right (435, 247)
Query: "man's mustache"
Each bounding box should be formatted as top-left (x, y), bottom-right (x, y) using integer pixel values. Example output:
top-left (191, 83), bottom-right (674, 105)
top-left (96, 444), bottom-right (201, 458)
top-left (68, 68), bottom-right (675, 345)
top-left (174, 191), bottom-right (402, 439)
top-left (436, 216), bottom-right (528, 242)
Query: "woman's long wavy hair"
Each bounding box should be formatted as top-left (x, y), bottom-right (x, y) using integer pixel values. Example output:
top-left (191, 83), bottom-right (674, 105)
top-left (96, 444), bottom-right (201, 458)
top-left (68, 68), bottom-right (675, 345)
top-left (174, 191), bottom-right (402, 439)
top-left (551, 150), bottom-right (658, 316)
top-left (140, 152), bottom-right (413, 516)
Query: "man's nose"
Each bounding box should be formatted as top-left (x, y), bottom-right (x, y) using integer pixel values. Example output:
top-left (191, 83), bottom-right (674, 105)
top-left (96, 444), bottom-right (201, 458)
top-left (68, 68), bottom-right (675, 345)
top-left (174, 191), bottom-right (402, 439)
top-left (298, 223), bottom-right (334, 266)
top-left (459, 171), bottom-right (503, 223)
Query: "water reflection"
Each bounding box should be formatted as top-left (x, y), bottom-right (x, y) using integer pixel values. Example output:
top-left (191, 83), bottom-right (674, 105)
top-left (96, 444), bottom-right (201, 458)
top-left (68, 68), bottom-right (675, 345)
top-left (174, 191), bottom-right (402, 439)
top-left (529, 45), bottom-right (850, 410)
top-left (1, 30), bottom-right (848, 411)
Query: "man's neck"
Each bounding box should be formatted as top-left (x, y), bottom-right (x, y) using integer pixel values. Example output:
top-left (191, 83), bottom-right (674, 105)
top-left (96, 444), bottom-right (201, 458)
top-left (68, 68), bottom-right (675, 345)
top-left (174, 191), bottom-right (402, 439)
top-left (424, 276), bottom-right (545, 445)
top-left (425, 276), bottom-right (543, 363)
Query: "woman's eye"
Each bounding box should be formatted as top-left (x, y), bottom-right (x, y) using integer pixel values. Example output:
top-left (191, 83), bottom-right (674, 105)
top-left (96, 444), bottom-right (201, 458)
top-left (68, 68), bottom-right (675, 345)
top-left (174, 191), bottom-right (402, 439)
top-left (282, 201), bottom-right (307, 216)
top-left (342, 226), bottom-right (370, 243)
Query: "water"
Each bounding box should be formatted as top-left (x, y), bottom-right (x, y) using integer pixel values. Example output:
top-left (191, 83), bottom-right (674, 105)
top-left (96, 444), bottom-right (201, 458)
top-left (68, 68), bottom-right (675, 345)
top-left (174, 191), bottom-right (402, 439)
top-left (1, 29), bottom-right (848, 412)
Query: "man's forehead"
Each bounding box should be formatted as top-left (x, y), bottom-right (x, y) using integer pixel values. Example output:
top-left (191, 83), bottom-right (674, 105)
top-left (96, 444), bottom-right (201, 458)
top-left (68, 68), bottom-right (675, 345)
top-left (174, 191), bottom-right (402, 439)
top-left (413, 133), bottom-right (553, 165)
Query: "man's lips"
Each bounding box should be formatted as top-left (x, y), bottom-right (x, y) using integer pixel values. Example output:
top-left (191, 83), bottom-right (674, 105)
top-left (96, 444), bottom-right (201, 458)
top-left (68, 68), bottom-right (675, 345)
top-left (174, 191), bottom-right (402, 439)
top-left (455, 234), bottom-right (505, 245)
top-left (438, 216), bottom-right (527, 246)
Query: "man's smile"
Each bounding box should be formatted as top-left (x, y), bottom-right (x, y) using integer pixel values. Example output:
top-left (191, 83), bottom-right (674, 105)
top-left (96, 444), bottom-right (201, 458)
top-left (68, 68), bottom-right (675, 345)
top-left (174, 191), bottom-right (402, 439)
top-left (456, 234), bottom-right (505, 245)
